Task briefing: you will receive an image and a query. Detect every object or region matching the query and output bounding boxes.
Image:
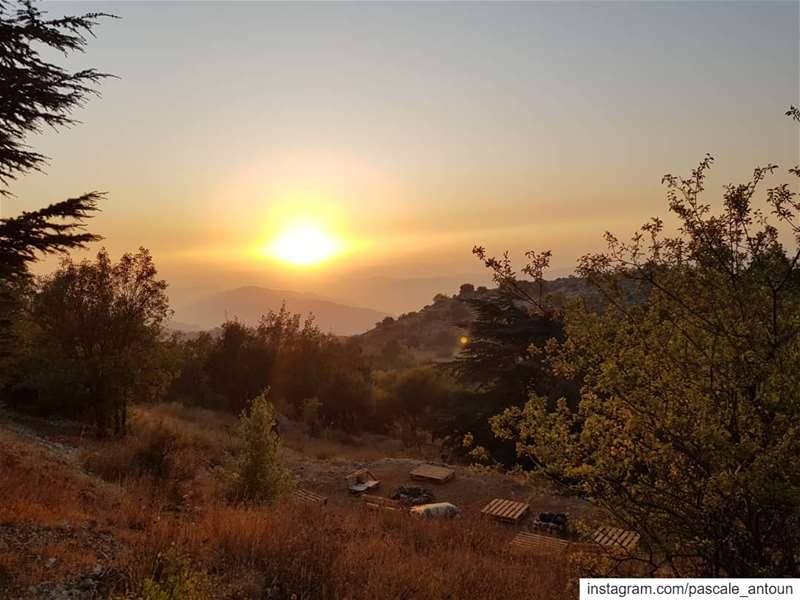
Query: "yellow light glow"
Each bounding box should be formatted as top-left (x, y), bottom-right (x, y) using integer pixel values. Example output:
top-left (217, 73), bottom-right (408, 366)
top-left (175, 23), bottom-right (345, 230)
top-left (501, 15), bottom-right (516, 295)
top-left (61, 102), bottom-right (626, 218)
top-left (459, 335), bottom-right (469, 345)
top-left (266, 224), bottom-right (342, 267)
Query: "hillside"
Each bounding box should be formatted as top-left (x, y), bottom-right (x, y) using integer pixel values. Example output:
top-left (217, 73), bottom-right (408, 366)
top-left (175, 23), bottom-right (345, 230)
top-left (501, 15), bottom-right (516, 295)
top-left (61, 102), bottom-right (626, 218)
top-left (173, 286), bottom-right (390, 336)
top-left (356, 277), bottom-right (593, 363)
top-left (0, 402), bottom-right (584, 599)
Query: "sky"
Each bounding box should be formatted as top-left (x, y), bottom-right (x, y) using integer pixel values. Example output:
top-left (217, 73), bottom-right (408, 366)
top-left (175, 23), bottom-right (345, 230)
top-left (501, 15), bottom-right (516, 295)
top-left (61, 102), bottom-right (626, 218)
top-left (3, 0), bottom-right (799, 310)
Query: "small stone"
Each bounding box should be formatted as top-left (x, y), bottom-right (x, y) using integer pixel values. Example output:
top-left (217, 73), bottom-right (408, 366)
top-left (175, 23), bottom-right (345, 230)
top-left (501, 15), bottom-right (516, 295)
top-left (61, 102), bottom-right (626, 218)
top-left (46, 557), bottom-right (57, 568)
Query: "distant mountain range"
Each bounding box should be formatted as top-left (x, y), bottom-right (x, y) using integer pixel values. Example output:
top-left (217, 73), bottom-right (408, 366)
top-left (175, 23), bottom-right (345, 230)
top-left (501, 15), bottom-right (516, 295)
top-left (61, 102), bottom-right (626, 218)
top-left (172, 286), bottom-right (390, 336)
top-left (318, 275), bottom-right (483, 315)
top-left (170, 277), bottom-right (594, 340)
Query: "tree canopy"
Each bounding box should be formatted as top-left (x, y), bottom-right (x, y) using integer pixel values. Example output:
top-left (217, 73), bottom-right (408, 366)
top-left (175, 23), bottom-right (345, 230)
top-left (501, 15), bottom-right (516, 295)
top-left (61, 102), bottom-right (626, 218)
top-left (0, 0), bottom-right (112, 344)
top-left (7, 248), bottom-right (171, 434)
top-left (488, 127), bottom-right (800, 575)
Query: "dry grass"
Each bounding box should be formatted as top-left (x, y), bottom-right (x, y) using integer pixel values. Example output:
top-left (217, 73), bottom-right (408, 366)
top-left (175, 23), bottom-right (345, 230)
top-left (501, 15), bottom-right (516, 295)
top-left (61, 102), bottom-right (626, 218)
top-left (82, 403), bottom-right (239, 511)
top-left (111, 502), bottom-right (575, 600)
top-left (0, 429), bottom-right (100, 526)
top-left (282, 433), bottom-right (395, 463)
top-left (0, 403), bottom-right (584, 599)
top-left (281, 424), bottom-right (441, 463)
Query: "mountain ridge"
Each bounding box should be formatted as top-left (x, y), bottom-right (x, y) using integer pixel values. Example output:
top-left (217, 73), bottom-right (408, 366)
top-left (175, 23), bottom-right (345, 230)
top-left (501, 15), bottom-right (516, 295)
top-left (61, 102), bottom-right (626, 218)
top-left (173, 285), bottom-right (390, 336)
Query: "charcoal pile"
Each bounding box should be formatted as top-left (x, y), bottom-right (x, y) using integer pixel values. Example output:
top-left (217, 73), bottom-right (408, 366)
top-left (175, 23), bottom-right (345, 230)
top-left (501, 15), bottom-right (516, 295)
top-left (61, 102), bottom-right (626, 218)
top-left (390, 486), bottom-right (434, 506)
top-left (534, 512), bottom-right (569, 535)
top-left (538, 512), bottom-right (568, 527)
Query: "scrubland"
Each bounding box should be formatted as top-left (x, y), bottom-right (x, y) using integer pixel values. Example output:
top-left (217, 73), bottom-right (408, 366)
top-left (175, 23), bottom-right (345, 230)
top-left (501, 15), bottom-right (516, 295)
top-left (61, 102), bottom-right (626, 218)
top-left (0, 403), bottom-right (581, 599)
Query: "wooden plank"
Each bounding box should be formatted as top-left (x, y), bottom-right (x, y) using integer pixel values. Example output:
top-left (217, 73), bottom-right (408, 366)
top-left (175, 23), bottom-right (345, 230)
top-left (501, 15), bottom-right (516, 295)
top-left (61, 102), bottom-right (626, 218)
top-left (361, 494), bottom-right (403, 511)
top-left (481, 498), bottom-right (530, 523)
top-left (593, 529), bottom-right (609, 545)
top-left (512, 506), bottom-right (526, 520)
top-left (504, 502), bottom-right (521, 520)
top-left (489, 499), bottom-right (515, 517)
top-left (481, 499), bottom-right (503, 516)
top-left (292, 488), bottom-right (328, 506)
top-left (366, 503), bottom-right (400, 512)
top-left (514, 504), bottom-right (530, 523)
top-left (493, 499), bottom-right (511, 517)
top-left (409, 464), bottom-right (455, 483)
top-left (619, 530), bottom-right (640, 549)
top-left (593, 527), bottom-right (640, 550)
top-left (509, 532), bottom-right (570, 556)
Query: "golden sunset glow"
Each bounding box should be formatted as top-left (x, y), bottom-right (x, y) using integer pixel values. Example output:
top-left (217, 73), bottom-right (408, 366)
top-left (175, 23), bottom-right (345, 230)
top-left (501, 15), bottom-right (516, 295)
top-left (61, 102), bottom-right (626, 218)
top-left (266, 224), bottom-right (342, 267)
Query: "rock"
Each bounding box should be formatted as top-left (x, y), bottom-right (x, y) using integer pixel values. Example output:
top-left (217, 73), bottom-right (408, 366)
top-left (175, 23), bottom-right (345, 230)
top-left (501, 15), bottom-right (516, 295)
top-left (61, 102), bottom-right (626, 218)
top-left (46, 557), bottom-right (57, 568)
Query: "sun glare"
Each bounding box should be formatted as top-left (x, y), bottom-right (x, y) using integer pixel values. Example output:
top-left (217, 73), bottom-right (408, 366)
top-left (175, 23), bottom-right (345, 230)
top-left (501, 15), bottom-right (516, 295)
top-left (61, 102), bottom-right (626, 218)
top-left (267, 224), bottom-right (342, 267)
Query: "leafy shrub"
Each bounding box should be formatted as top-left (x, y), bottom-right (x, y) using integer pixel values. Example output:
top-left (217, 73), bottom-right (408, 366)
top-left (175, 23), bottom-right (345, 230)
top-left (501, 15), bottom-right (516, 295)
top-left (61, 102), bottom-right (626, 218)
top-left (131, 546), bottom-right (211, 600)
top-left (84, 424), bottom-right (181, 482)
top-left (228, 392), bottom-right (294, 504)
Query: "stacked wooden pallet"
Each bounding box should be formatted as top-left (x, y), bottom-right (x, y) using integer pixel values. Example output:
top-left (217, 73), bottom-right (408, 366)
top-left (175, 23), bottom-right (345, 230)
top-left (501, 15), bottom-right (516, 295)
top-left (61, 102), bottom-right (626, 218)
top-left (481, 498), bottom-right (530, 524)
top-left (593, 527), bottom-right (640, 551)
top-left (509, 531), bottom-right (571, 556)
top-left (291, 488), bottom-right (328, 506)
top-left (409, 464), bottom-right (455, 484)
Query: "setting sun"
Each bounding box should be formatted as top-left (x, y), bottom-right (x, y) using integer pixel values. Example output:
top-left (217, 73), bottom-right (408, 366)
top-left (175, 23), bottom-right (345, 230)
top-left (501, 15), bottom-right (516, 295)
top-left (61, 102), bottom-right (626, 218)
top-left (267, 224), bottom-right (342, 267)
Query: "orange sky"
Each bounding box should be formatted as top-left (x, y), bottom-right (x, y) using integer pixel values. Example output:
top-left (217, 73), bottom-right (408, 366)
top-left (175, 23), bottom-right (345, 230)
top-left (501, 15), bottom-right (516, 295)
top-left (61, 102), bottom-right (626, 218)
top-left (2, 1), bottom-right (798, 309)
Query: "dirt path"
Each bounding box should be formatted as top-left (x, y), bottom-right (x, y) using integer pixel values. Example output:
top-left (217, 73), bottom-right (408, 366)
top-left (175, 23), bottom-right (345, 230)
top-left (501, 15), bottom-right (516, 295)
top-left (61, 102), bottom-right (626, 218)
top-left (0, 405), bottom-right (84, 466)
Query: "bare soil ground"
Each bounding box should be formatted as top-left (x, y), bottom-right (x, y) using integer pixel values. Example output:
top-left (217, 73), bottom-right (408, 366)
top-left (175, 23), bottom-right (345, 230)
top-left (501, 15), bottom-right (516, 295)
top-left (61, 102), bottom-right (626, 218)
top-left (277, 416), bottom-right (595, 538)
top-left (286, 450), bottom-right (591, 522)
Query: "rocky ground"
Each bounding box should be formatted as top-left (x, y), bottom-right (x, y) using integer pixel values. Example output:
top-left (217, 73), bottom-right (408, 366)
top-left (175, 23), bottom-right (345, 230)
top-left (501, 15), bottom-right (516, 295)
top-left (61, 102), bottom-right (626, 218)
top-left (0, 523), bottom-right (125, 599)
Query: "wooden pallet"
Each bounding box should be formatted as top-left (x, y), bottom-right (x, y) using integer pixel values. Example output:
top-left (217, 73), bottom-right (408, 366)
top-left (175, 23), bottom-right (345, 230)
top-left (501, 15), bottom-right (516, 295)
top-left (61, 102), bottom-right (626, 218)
top-left (409, 464), bottom-right (455, 483)
top-left (291, 488), bottom-right (328, 506)
top-left (481, 498), bottom-right (530, 523)
top-left (362, 494), bottom-right (404, 511)
top-left (509, 531), bottom-right (571, 555)
top-left (592, 527), bottom-right (640, 551)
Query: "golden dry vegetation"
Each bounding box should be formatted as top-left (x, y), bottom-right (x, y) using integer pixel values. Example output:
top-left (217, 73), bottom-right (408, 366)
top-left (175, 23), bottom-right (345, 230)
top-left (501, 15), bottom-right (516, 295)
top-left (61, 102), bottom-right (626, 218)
top-left (0, 404), bottom-right (589, 599)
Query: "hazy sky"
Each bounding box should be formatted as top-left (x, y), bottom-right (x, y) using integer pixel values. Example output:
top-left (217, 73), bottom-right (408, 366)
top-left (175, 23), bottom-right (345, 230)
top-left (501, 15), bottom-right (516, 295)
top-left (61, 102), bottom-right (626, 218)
top-left (4, 1), bottom-right (799, 306)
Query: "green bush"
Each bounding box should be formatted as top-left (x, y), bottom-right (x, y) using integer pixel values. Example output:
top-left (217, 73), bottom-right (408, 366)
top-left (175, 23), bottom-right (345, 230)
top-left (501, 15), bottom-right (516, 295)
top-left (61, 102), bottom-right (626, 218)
top-left (135, 547), bottom-right (211, 600)
top-left (229, 391), bottom-right (295, 504)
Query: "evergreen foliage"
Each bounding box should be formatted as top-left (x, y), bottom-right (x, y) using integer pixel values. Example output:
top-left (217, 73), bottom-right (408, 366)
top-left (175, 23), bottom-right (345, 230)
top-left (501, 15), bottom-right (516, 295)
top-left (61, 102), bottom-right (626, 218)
top-left (0, 0), bottom-right (113, 344)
